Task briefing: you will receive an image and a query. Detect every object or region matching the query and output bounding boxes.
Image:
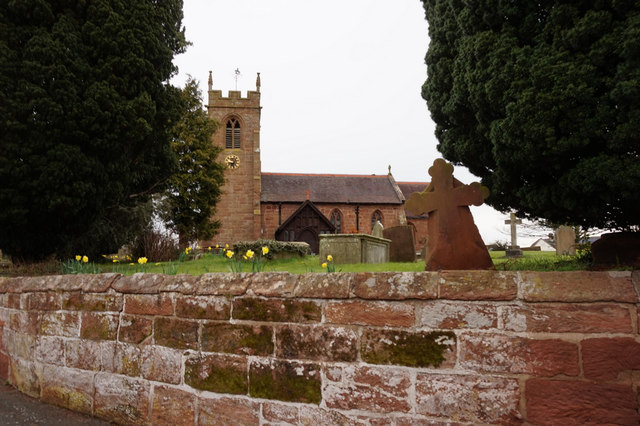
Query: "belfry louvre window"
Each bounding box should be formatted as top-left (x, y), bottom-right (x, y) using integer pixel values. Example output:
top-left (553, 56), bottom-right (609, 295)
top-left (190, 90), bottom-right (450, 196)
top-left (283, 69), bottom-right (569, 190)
top-left (225, 118), bottom-right (241, 148)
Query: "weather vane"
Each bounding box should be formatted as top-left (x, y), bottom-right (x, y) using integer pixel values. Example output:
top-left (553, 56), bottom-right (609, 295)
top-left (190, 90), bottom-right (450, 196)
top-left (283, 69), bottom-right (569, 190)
top-left (234, 68), bottom-right (241, 90)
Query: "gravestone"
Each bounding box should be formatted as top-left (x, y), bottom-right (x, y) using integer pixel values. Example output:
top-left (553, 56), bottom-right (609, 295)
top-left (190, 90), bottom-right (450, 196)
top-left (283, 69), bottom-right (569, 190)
top-left (504, 212), bottom-right (523, 258)
top-left (591, 232), bottom-right (640, 267)
top-left (406, 158), bottom-right (493, 270)
top-left (372, 221), bottom-right (384, 238)
top-left (555, 226), bottom-right (576, 256)
top-left (383, 225), bottom-right (416, 262)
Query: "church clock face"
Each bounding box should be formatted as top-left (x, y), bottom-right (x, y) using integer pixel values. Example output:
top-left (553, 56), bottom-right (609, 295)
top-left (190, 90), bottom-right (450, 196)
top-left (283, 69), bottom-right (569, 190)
top-left (225, 154), bottom-right (240, 169)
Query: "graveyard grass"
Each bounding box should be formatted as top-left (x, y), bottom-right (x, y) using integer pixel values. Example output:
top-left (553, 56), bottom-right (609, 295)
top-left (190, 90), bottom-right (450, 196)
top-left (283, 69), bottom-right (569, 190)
top-left (2, 250), bottom-right (597, 277)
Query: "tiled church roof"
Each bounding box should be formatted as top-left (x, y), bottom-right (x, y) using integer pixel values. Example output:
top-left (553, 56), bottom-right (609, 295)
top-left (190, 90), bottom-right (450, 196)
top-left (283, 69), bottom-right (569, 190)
top-left (396, 182), bottom-right (429, 199)
top-left (261, 173), bottom-right (408, 204)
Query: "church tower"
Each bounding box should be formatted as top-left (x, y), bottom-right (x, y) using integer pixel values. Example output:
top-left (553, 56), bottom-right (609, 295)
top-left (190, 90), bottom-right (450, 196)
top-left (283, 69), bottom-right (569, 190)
top-left (206, 71), bottom-right (262, 244)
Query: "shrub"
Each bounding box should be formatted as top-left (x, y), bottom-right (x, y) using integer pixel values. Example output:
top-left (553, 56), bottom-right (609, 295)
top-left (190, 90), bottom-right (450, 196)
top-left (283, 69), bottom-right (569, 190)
top-left (232, 239), bottom-right (310, 259)
top-left (130, 230), bottom-right (178, 262)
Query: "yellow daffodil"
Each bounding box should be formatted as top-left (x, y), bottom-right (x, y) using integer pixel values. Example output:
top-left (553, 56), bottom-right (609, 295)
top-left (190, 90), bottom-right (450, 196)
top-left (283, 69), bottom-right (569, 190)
top-left (75, 255), bottom-right (81, 261)
top-left (207, 247), bottom-right (212, 251)
top-left (225, 244), bottom-right (229, 249)
top-left (322, 262), bottom-right (328, 268)
top-left (327, 255), bottom-right (333, 262)
top-left (246, 249), bottom-right (254, 259)
top-left (137, 257), bottom-right (147, 264)
top-left (82, 256), bottom-right (89, 263)
top-left (226, 250), bottom-right (234, 258)
top-left (215, 244), bottom-right (219, 248)
top-left (197, 245), bottom-right (201, 250)
top-left (243, 255), bottom-right (248, 260)
top-left (262, 246), bottom-right (269, 256)
top-left (113, 259), bottom-right (118, 263)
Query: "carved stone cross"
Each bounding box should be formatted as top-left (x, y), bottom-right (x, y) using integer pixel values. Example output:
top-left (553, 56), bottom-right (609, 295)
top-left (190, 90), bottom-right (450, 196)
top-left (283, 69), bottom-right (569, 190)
top-left (505, 212), bottom-right (522, 249)
top-left (406, 158), bottom-right (494, 270)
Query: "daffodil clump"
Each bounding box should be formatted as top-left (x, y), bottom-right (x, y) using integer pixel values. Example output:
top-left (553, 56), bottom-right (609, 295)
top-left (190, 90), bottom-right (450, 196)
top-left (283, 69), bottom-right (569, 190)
top-left (322, 254), bottom-right (336, 273)
top-left (62, 255), bottom-right (100, 274)
top-left (224, 246), bottom-right (270, 272)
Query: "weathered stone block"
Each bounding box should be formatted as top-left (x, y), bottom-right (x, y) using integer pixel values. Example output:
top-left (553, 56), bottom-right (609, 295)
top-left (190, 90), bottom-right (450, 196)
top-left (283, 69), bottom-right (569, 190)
top-left (582, 337), bottom-right (640, 381)
top-left (7, 293), bottom-right (21, 309)
top-left (154, 317), bottom-right (199, 350)
top-left (249, 359), bottom-right (321, 404)
top-left (526, 379), bottom-right (640, 425)
top-left (9, 310), bottom-right (38, 334)
top-left (118, 315), bottom-right (152, 344)
top-left (361, 329), bottom-right (456, 368)
top-left (26, 292), bottom-right (60, 311)
top-left (439, 271), bottom-right (518, 301)
top-left (141, 346), bottom-right (182, 384)
top-left (80, 312), bottom-right (119, 340)
top-left (276, 325), bottom-right (358, 362)
top-left (103, 342), bottom-right (141, 378)
top-left (62, 292), bottom-right (123, 312)
top-left (417, 301), bottom-right (498, 330)
top-left (35, 336), bottom-right (65, 365)
top-left (500, 303), bottom-right (633, 333)
top-left (94, 373), bottom-right (150, 425)
top-left (175, 295), bottom-right (230, 319)
top-left (112, 273), bottom-right (166, 294)
top-left (262, 402), bottom-right (299, 424)
top-left (324, 300), bottom-right (415, 327)
top-left (292, 273), bottom-right (352, 299)
top-left (185, 353), bottom-right (247, 395)
top-left (151, 385), bottom-right (196, 426)
top-left (124, 294), bottom-right (173, 315)
top-left (323, 365), bottom-right (411, 413)
top-left (233, 298), bottom-right (321, 323)
top-left (459, 333), bottom-right (579, 376)
top-left (39, 312), bottom-right (80, 337)
top-left (247, 272), bottom-right (298, 297)
top-left (12, 332), bottom-right (36, 360)
top-left (353, 272), bottom-right (438, 300)
top-left (201, 323), bottom-right (273, 356)
top-left (10, 358), bottom-right (41, 398)
top-left (519, 271), bottom-right (636, 303)
top-left (65, 339), bottom-right (102, 371)
top-left (195, 273), bottom-right (250, 296)
top-left (198, 397), bottom-right (260, 425)
top-left (415, 374), bottom-right (520, 424)
top-left (41, 365), bottom-right (94, 415)
top-left (0, 351), bottom-right (8, 382)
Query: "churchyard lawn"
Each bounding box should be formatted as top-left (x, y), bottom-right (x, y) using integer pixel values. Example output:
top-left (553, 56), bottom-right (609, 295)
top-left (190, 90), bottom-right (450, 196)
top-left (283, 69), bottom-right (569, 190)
top-left (1, 250), bottom-right (597, 277)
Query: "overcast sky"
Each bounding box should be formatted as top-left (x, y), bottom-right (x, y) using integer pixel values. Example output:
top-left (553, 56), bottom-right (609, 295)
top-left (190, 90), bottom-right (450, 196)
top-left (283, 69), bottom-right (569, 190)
top-left (171, 0), bottom-right (549, 245)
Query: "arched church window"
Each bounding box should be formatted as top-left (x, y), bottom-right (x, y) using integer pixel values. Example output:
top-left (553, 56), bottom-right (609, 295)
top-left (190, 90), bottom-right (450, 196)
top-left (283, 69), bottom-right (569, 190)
top-left (330, 209), bottom-right (342, 234)
top-left (225, 117), bottom-right (241, 149)
top-left (371, 210), bottom-right (383, 231)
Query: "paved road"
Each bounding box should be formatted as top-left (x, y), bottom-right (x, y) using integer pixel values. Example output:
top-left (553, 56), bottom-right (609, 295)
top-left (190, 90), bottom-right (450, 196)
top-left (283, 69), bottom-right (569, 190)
top-left (0, 384), bottom-right (110, 425)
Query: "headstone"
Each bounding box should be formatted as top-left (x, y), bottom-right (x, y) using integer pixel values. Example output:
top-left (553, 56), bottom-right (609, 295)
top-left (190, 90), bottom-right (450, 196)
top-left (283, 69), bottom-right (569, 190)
top-left (372, 220), bottom-right (384, 238)
top-left (405, 158), bottom-right (494, 270)
top-left (383, 225), bottom-right (416, 262)
top-left (591, 232), bottom-right (640, 267)
top-left (504, 212), bottom-right (523, 258)
top-left (555, 226), bottom-right (576, 256)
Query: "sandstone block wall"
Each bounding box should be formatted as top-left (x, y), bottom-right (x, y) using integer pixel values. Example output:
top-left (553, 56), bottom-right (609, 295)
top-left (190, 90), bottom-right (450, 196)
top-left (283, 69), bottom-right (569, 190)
top-left (0, 271), bottom-right (639, 425)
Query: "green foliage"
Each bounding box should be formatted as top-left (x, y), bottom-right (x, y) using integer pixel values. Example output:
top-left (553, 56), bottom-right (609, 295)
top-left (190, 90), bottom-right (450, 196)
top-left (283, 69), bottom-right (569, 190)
top-left (0, 0), bottom-right (188, 261)
top-left (421, 1), bottom-right (640, 230)
top-left (157, 77), bottom-right (225, 246)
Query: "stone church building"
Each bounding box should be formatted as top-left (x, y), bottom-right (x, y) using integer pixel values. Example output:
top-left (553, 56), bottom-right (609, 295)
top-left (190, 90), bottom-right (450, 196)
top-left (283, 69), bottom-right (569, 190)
top-left (205, 72), bottom-right (428, 253)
